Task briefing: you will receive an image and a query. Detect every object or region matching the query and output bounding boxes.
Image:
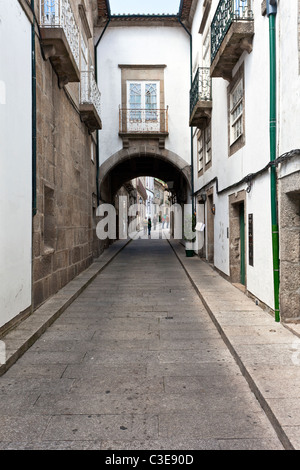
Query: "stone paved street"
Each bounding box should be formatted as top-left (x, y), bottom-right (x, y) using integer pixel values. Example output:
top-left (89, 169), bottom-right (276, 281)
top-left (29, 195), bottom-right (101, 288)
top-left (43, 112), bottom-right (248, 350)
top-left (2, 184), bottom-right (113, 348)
top-left (0, 239), bottom-right (284, 450)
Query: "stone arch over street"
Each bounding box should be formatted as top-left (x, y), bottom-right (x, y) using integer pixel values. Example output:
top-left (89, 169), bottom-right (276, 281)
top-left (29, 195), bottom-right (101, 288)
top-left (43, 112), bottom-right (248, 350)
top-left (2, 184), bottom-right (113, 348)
top-left (98, 145), bottom-right (191, 204)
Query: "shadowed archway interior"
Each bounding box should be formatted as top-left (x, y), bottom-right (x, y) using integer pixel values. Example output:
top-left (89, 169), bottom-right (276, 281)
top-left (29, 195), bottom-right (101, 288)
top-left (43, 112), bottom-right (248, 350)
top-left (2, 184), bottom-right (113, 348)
top-left (99, 147), bottom-right (191, 203)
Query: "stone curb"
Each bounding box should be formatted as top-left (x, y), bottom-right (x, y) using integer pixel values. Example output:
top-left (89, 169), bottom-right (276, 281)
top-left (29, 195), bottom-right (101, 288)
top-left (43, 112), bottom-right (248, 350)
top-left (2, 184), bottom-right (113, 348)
top-left (168, 238), bottom-right (298, 451)
top-left (0, 239), bottom-right (131, 377)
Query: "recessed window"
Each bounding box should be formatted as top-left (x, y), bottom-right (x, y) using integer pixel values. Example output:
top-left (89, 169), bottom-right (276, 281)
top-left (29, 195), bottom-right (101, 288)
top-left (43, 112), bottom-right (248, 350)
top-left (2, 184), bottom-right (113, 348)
top-left (127, 80), bottom-right (160, 131)
top-left (118, 65), bottom-right (167, 144)
top-left (205, 123), bottom-right (212, 165)
top-left (197, 122), bottom-right (212, 175)
top-left (228, 64), bottom-right (245, 155)
top-left (230, 78), bottom-right (244, 144)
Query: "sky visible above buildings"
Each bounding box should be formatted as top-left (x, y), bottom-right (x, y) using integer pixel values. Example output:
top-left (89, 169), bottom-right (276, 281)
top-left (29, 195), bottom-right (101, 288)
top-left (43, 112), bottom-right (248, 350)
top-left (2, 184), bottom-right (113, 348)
top-left (109, 0), bottom-right (181, 15)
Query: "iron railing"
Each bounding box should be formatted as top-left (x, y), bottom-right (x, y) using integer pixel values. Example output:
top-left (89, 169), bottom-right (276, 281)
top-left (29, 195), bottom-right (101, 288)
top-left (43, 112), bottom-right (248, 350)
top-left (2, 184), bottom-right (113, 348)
top-left (40, 0), bottom-right (80, 69)
top-left (211, 0), bottom-right (254, 63)
top-left (119, 108), bottom-right (169, 133)
top-left (190, 67), bottom-right (212, 116)
top-left (80, 70), bottom-right (102, 119)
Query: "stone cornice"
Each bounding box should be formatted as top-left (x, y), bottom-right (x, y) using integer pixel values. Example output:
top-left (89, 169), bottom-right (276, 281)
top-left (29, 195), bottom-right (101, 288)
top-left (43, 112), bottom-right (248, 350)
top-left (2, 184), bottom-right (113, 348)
top-left (118, 65), bottom-right (166, 69)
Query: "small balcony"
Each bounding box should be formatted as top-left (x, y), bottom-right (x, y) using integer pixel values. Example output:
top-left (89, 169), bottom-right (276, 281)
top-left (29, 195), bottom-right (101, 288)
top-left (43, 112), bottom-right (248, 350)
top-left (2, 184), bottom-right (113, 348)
top-left (210, 0), bottom-right (254, 80)
top-left (119, 108), bottom-right (169, 148)
top-left (79, 70), bottom-right (102, 133)
top-left (189, 67), bottom-right (212, 128)
top-left (39, 0), bottom-right (80, 88)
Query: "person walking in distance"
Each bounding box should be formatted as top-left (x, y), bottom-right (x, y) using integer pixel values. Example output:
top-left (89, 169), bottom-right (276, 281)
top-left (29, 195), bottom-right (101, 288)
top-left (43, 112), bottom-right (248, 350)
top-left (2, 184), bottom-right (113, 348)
top-left (148, 217), bottom-right (152, 237)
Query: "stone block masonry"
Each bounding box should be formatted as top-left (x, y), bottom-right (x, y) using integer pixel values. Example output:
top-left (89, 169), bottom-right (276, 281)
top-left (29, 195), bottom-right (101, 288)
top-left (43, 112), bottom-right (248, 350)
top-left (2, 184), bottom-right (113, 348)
top-left (33, 39), bottom-right (102, 309)
top-left (279, 170), bottom-right (300, 322)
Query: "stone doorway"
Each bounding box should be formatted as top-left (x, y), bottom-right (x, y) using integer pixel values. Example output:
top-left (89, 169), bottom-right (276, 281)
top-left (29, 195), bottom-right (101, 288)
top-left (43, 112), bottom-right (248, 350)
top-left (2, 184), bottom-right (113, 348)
top-left (279, 172), bottom-right (300, 322)
top-left (229, 190), bottom-right (246, 286)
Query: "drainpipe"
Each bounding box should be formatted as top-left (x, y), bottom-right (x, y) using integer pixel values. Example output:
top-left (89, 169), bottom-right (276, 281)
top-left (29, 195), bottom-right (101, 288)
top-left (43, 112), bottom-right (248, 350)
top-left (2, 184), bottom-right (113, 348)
top-left (177, 16), bottom-right (194, 217)
top-left (267, 0), bottom-right (280, 322)
top-left (31, 0), bottom-right (37, 216)
top-left (94, 4), bottom-right (111, 206)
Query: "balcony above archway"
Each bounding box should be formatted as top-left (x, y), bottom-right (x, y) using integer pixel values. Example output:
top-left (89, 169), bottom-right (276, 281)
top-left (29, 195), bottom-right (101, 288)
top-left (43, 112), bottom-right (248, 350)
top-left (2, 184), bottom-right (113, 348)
top-left (119, 107), bottom-right (169, 149)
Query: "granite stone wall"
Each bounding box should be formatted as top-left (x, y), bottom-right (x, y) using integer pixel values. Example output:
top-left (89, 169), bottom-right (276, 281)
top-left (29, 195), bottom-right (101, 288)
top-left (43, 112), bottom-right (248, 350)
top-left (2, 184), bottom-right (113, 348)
top-left (279, 170), bottom-right (300, 322)
top-left (33, 38), bottom-right (102, 309)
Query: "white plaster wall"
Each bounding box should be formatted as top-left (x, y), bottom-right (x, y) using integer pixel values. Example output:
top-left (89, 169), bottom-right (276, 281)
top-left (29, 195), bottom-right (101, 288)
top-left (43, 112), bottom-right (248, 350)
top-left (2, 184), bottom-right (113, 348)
top-left (192, 0), bottom-right (271, 190)
top-left (0, 1), bottom-right (32, 328)
top-left (97, 25), bottom-right (190, 165)
top-left (278, 0), bottom-right (300, 158)
top-left (246, 175), bottom-right (274, 308)
top-left (213, 1), bottom-right (270, 187)
top-left (191, 0), bottom-right (203, 71)
top-left (213, 189), bottom-right (230, 276)
top-left (191, 0), bottom-right (275, 308)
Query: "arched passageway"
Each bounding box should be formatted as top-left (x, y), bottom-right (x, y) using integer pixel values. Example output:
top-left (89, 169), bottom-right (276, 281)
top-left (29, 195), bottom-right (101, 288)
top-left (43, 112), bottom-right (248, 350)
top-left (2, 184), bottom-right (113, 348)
top-left (99, 146), bottom-right (191, 204)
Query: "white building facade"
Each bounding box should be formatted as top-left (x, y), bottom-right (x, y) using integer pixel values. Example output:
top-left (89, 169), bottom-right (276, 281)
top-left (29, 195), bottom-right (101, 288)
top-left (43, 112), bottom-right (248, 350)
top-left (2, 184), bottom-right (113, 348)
top-left (95, 10), bottom-right (192, 208)
top-left (96, 20), bottom-right (190, 166)
top-left (189, 0), bottom-right (300, 321)
top-left (0, 0), bottom-right (33, 330)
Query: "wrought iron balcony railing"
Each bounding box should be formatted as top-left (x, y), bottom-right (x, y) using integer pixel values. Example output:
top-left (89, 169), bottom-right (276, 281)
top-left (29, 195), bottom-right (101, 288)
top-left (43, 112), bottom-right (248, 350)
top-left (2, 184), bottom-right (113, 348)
top-left (119, 108), bottom-right (169, 134)
top-left (211, 0), bottom-right (254, 63)
top-left (80, 70), bottom-right (102, 132)
top-left (190, 67), bottom-right (212, 117)
top-left (80, 70), bottom-right (101, 118)
top-left (40, 0), bottom-right (80, 70)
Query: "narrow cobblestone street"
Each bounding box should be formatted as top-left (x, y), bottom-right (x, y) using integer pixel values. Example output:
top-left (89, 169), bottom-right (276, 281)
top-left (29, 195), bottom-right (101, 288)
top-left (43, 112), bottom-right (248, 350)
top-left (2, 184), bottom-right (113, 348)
top-left (0, 239), bottom-right (284, 450)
